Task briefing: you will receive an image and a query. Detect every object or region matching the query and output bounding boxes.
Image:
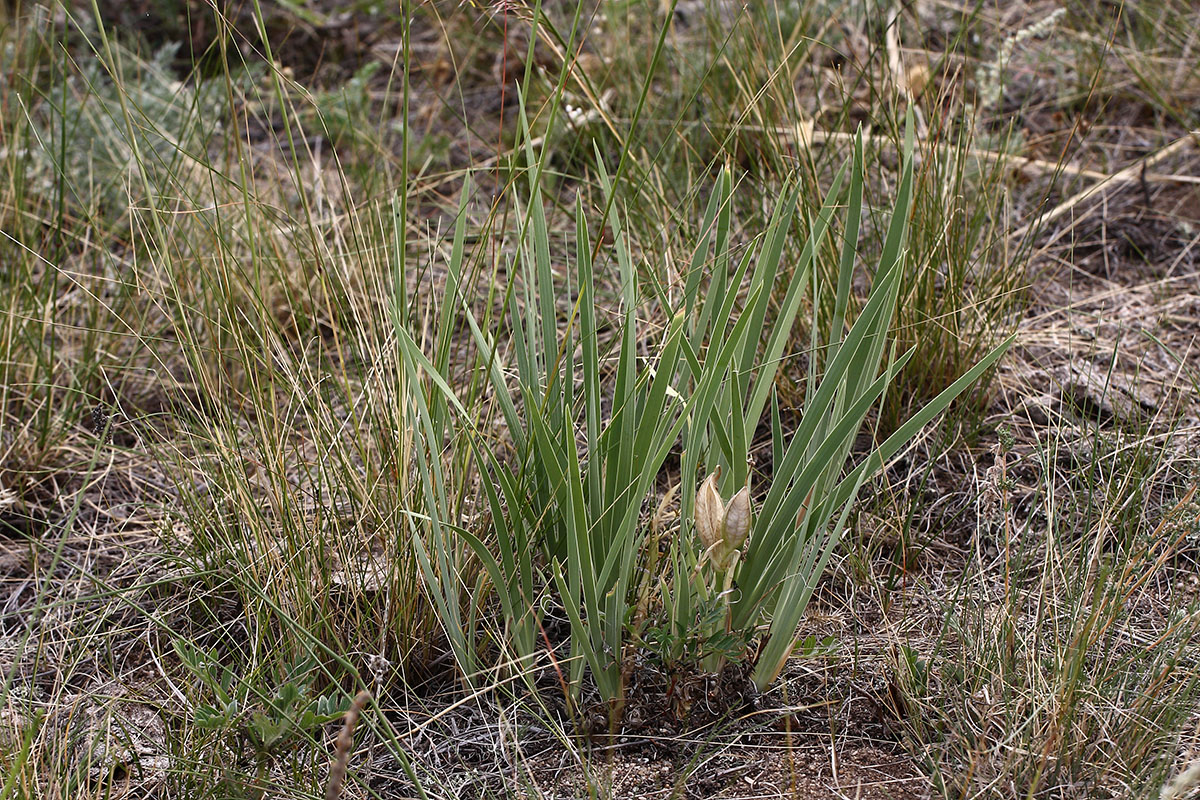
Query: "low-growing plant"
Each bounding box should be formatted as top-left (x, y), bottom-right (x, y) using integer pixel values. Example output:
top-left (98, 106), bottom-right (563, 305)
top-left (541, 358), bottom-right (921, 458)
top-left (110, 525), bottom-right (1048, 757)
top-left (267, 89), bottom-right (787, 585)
top-left (170, 638), bottom-right (356, 795)
top-left (404, 107), bottom-right (1013, 727)
top-left (172, 641), bottom-right (351, 760)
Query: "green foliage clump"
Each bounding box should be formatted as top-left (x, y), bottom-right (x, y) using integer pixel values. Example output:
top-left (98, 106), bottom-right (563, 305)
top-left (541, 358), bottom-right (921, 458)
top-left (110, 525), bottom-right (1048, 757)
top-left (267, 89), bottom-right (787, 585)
top-left (404, 111), bottom-right (1012, 726)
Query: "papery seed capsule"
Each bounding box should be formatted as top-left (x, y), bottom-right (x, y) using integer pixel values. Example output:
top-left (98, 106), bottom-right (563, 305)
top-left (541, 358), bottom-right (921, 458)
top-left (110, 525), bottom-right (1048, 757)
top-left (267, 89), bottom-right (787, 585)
top-left (722, 486), bottom-right (751, 551)
top-left (695, 468), bottom-right (724, 550)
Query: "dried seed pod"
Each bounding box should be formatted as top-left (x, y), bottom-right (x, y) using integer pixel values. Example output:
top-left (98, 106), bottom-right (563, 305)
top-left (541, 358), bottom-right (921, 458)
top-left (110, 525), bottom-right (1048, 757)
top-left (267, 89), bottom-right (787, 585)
top-left (722, 486), bottom-right (751, 551)
top-left (695, 468), bottom-right (725, 550)
top-left (709, 486), bottom-right (751, 571)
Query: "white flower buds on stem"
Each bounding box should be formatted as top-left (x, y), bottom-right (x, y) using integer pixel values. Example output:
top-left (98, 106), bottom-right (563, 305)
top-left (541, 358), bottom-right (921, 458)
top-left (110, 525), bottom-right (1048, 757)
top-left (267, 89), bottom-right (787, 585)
top-left (694, 467), bottom-right (752, 572)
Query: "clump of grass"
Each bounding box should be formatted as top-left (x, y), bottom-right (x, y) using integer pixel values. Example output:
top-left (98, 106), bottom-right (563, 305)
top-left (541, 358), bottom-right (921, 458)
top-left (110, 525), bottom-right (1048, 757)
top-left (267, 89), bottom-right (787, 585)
top-left (891, 405), bottom-right (1200, 798)
top-left (406, 99), bottom-right (1011, 731)
top-left (0, 4), bottom-right (467, 792)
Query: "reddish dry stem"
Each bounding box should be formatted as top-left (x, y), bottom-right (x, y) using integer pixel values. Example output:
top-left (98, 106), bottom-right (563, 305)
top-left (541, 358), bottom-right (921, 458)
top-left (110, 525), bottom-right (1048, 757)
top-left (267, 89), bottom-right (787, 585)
top-left (325, 689), bottom-right (372, 800)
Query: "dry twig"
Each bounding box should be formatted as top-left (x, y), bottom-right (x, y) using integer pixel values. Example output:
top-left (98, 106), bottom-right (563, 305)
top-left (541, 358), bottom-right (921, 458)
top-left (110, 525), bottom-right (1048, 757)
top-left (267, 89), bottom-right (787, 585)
top-left (325, 690), bottom-right (372, 800)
